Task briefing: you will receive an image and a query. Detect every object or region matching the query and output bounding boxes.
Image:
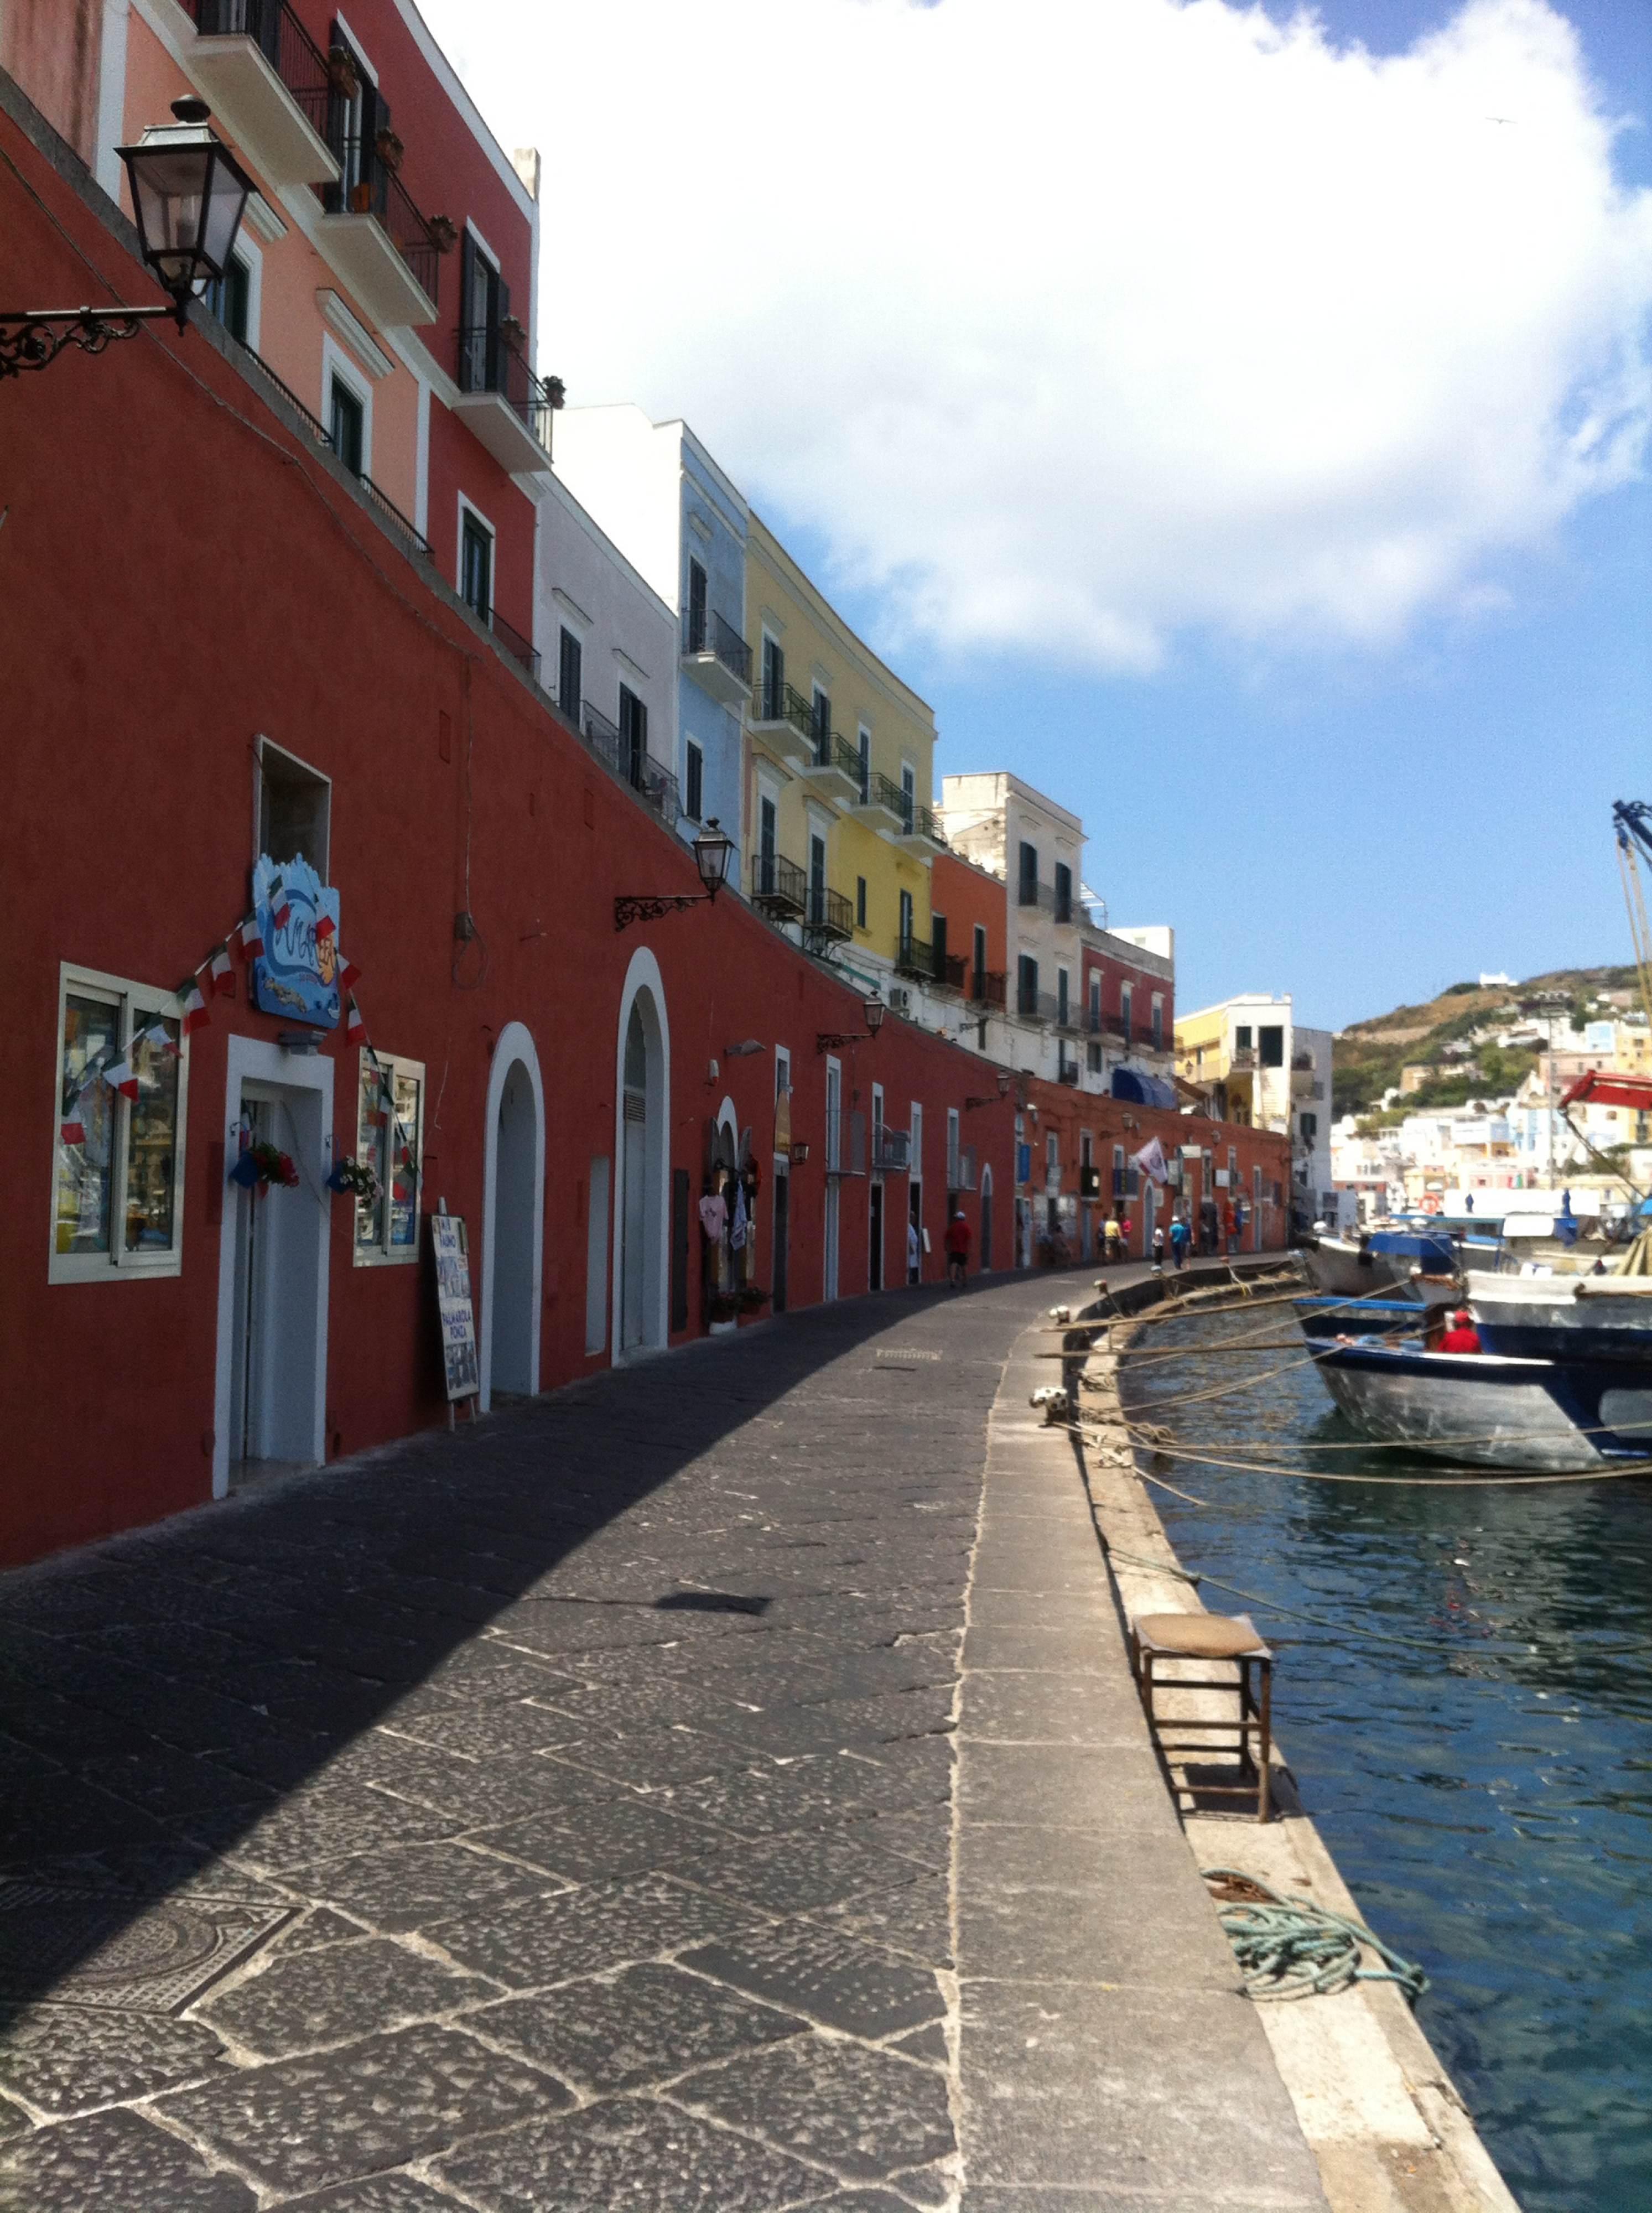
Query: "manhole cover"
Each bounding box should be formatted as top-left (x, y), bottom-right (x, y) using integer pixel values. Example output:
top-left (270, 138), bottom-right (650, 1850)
top-left (0, 1886), bottom-right (293, 2014)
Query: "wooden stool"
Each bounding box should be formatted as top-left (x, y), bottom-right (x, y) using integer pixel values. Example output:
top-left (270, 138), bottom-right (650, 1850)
top-left (1129, 1611), bottom-right (1274, 1822)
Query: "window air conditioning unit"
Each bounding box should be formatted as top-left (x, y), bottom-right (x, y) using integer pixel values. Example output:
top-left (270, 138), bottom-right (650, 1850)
top-left (887, 986), bottom-right (912, 1016)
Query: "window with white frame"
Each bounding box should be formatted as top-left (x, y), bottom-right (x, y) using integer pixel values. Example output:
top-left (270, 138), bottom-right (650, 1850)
top-left (51, 965), bottom-right (189, 1281)
top-left (354, 1050), bottom-right (424, 1264)
top-left (257, 739), bottom-right (330, 879)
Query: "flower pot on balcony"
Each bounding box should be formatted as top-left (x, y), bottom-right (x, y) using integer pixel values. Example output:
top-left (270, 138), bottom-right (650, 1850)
top-left (327, 47), bottom-right (360, 96)
top-left (375, 128), bottom-right (404, 173)
top-left (348, 181), bottom-right (373, 215)
top-left (499, 314), bottom-right (527, 349)
top-left (426, 214), bottom-right (459, 254)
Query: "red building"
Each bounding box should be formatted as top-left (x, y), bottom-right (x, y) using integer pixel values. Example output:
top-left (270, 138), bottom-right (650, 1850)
top-left (1, 64), bottom-right (1019, 1567)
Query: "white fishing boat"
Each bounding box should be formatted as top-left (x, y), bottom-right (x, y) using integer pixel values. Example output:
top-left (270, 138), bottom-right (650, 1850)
top-left (1311, 1338), bottom-right (1625, 1472)
top-left (1301, 1229), bottom-right (1459, 1307)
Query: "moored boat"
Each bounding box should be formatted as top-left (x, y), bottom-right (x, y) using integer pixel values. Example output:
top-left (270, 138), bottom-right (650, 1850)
top-left (1301, 1229), bottom-right (1459, 1305)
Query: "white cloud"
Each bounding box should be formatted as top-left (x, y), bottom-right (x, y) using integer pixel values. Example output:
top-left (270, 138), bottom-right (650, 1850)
top-left (430, 0), bottom-right (1652, 670)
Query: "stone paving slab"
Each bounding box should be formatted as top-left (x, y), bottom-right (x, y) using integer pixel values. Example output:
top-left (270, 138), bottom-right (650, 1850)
top-left (0, 1261), bottom-right (1324, 2210)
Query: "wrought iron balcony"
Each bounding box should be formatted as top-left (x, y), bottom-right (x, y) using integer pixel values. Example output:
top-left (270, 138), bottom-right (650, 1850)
top-left (1057, 1056), bottom-right (1080, 1086)
top-left (968, 969), bottom-right (1007, 1010)
top-left (804, 726), bottom-right (865, 804)
top-left (751, 849), bottom-right (807, 921)
top-left (825, 1108), bottom-right (867, 1177)
top-left (947, 1147), bottom-right (978, 1194)
top-left (316, 138), bottom-right (440, 324)
top-left (898, 801), bottom-right (948, 849)
top-left (682, 607), bottom-right (751, 703)
top-left (852, 768), bottom-right (906, 827)
top-left (454, 321), bottom-right (558, 469)
top-left (872, 1128), bottom-right (911, 1173)
top-left (239, 345), bottom-right (431, 562)
top-left (182, 0), bottom-right (337, 185)
top-left (486, 607), bottom-right (540, 683)
top-left (580, 702), bottom-right (679, 822)
top-left (803, 885), bottom-right (854, 946)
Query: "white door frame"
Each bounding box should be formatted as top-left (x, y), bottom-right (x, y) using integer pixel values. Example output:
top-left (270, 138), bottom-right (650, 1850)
top-left (212, 1036), bottom-right (334, 1500)
top-left (612, 946), bottom-right (672, 1363)
top-left (480, 1020), bottom-right (546, 1411)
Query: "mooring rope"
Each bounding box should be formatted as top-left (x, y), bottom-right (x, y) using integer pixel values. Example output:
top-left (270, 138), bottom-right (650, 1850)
top-left (1201, 1869), bottom-right (1429, 2004)
top-left (1097, 1430), bottom-right (1652, 1487)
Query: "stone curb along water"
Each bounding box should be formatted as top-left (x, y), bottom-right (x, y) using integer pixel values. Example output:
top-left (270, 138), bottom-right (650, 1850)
top-left (1074, 1263), bottom-right (1523, 2213)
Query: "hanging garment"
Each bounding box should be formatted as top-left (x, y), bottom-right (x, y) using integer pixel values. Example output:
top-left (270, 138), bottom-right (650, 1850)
top-left (730, 1183), bottom-right (748, 1252)
top-left (698, 1193), bottom-right (727, 1242)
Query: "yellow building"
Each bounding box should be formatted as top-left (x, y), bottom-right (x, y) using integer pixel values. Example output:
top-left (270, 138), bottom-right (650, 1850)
top-left (743, 516), bottom-right (944, 999)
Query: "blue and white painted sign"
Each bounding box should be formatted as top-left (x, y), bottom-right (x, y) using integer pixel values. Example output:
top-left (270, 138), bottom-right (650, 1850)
top-left (251, 854), bottom-right (341, 1029)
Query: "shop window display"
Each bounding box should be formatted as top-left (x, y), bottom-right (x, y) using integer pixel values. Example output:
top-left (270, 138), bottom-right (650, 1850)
top-left (52, 970), bottom-right (186, 1281)
top-left (354, 1052), bottom-right (424, 1264)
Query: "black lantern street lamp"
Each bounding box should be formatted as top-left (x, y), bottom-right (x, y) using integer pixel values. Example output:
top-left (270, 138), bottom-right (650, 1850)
top-left (614, 817), bottom-right (737, 931)
top-left (964, 1067), bottom-right (1014, 1109)
top-left (1, 98), bottom-right (253, 378)
top-left (817, 995), bottom-right (886, 1054)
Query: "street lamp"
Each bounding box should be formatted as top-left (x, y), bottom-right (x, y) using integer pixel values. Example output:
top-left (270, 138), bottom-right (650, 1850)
top-left (1, 99), bottom-right (253, 377)
top-left (965, 1069), bottom-right (1013, 1109)
top-left (817, 995), bottom-right (886, 1053)
top-left (614, 817), bottom-right (737, 931)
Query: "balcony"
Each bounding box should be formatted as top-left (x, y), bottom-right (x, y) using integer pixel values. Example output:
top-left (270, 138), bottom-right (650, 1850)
top-left (803, 885), bottom-right (854, 948)
top-left (872, 1128), bottom-right (912, 1173)
top-left (799, 726), bottom-right (864, 807)
top-left (682, 607), bottom-right (751, 707)
top-left (947, 1147), bottom-right (978, 1194)
top-left (968, 969), bottom-right (1007, 1011)
top-left (1016, 878), bottom-right (1075, 921)
top-left (485, 607), bottom-right (540, 684)
top-left (581, 702), bottom-right (679, 824)
top-left (1057, 1055), bottom-right (1080, 1087)
top-left (315, 142), bottom-right (440, 328)
top-left (897, 802), bottom-right (948, 853)
top-left (240, 345), bottom-right (432, 563)
top-left (895, 936), bottom-right (966, 994)
top-left (751, 850), bottom-right (807, 922)
top-left (825, 1108), bottom-right (867, 1178)
top-left (749, 679), bottom-right (817, 770)
top-left (851, 769), bottom-right (906, 833)
top-left (453, 322), bottom-right (558, 474)
top-left (178, 0), bottom-right (337, 188)
top-left (1015, 988), bottom-right (1064, 1026)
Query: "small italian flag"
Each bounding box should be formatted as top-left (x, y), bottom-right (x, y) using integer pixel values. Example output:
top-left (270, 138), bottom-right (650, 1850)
top-left (181, 980), bottom-right (210, 1035)
top-left (268, 876), bottom-right (291, 930)
top-left (103, 1059), bottom-right (139, 1101)
top-left (60, 1116), bottom-right (86, 1146)
top-left (346, 996), bottom-right (367, 1045)
top-left (139, 1021), bottom-right (179, 1058)
top-left (239, 915), bottom-right (264, 958)
top-left (210, 945), bottom-right (235, 996)
top-left (315, 912), bottom-right (336, 942)
top-left (339, 950), bottom-right (361, 988)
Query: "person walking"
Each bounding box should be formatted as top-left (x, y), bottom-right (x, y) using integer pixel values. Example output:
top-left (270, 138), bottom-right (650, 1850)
top-left (1104, 1214), bottom-right (1121, 1266)
top-left (944, 1207), bottom-right (972, 1288)
top-left (1151, 1222), bottom-right (1166, 1269)
top-left (907, 1216), bottom-right (920, 1285)
top-left (1169, 1214), bottom-right (1188, 1270)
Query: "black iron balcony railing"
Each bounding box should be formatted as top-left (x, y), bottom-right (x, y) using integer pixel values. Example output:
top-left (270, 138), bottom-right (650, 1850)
top-left (239, 345), bottom-right (432, 561)
top-left (968, 969), bottom-right (1007, 1010)
top-left (947, 1148), bottom-right (978, 1194)
top-left (320, 139), bottom-right (440, 303)
top-left (895, 932), bottom-right (933, 981)
top-left (683, 606), bottom-right (752, 684)
top-left (1085, 1007), bottom-right (1134, 1042)
top-left (1015, 988), bottom-right (1067, 1026)
top-left (872, 1128), bottom-right (911, 1172)
top-left (581, 702), bottom-right (683, 827)
top-left (803, 886), bottom-right (854, 942)
top-left (1017, 877), bottom-right (1073, 918)
top-left (1053, 999), bottom-right (1078, 1035)
top-left (904, 801), bottom-right (947, 846)
top-left (813, 726), bottom-right (864, 785)
top-left (751, 850), bottom-right (807, 918)
top-left (456, 323), bottom-right (555, 449)
top-left (1057, 1056), bottom-right (1080, 1086)
top-left (752, 677), bottom-right (815, 738)
top-left (485, 606), bottom-right (540, 683)
top-left (865, 769), bottom-right (907, 818)
top-left (189, 0), bottom-right (330, 132)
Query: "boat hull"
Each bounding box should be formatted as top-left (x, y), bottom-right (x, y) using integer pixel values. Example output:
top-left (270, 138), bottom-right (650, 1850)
top-left (1312, 1341), bottom-right (1652, 1471)
top-left (1464, 1270), bottom-right (1652, 1368)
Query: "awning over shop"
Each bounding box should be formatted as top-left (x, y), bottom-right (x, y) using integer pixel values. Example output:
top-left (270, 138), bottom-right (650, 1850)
top-left (1111, 1066), bottom-right (1180, 1111)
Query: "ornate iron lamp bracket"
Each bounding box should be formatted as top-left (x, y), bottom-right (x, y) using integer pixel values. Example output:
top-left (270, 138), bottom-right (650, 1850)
top-left (614, 891), bottom-right (711, 932)
top-left (0, 304), bottom-right (177, 378)
top-left (815, 1031), bottom-right (870, 1053)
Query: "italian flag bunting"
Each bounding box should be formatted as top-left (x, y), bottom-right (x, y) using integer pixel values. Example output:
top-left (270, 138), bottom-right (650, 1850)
top-left (268, 875), bottom-right (291, 930)
top-left (103, 1058), bottom-right (139, 1101)
top-left (210, 944), bottom-right (235, 996)
top-left (239, 915), bottom-right (264, 958)
top-left (180, 979), bottom-right (210, 1035)
top-left (60, 1116), bottom-right (86, 1146)
top-left (315, 912), bottom-right (336, 942)
top-left (339, 950), bottom-right (361, 988)
top-left (346, 996), bottom-right (367, 1045)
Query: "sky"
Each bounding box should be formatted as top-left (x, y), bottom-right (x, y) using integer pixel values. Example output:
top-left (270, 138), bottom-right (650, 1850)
top-left (423, 0), bottom-right (1652, 1031)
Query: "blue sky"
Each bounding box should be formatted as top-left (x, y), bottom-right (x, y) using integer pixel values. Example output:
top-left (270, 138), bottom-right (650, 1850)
top-left (433, 0), bottom-right (1652, 1033)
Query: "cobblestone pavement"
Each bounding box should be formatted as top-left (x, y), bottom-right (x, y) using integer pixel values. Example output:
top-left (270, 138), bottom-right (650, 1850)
top-left (0, 1270), bottom-right (1094, 2211)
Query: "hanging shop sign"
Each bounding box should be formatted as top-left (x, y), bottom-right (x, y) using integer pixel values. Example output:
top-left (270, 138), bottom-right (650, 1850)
top-left (251, 854), bottom-right (341, 1028)
top-left (1016, 1142), bottom-right (1032, 1186)
top-left (430, 1211), bottom-right (479, 1401)
top-left (775, 1086), bottom-right (792, 1156)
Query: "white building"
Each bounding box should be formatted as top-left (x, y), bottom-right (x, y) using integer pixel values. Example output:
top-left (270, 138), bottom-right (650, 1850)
top-left (1177, 995), bottom-right (1339, 1227)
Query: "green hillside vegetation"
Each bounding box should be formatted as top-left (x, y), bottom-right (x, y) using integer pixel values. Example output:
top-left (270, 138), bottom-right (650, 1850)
top-left (1333, 965), bottom-right (1638, 1119)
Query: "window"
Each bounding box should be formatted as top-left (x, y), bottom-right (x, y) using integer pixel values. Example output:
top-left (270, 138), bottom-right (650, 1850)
top-left (1151, 995), bottom-right (1164, 1050)
top-left (51, 965), bottom-right (188, 1281)
top-left (1301, 1112), bottom-right (1318, 1141)
top-left (619, 685), bottom-right (647, 786)
top-left (761, 634), bottom-right (784, 719)
top-left (812, 686), bottom-right (832, 763)
top-left (1057, 969), bottom-right (1069, 1026)
top-left (458, 228), bottom-right (505, 394)
top-left (1053, 860), bottom-right (1072, 924)
top-left (973, 925), bottom-right (988, 993)
top-left (355, 1050), bottom-right (424, 1264)
top-left (1046, 1131), bottom-right (1058, 1177)
top-left (257, 740), bottom-right (330, 879)
top-left (856, 876), bottom-right (867, 929)
top-left (206, 251), bottom-right (251, 343)
top-left (1260, 1025), bottom-right (1285, 1068)
top-left (1087, 1042), bottom-right (1102, 1073)
top-left (558, 627), bottom-right (583, 723)
top-left (1017, 953), bottom-right (1038, 1017)
top-left (686, 558), bottom-right (708, 652)
top-left (932, 912), bottom-right (947, 972)
top-left (460, 508), bottom-right (492, 621)
top-left (1018, 840), bottom-right (1038, 905)
top-left (809, 832), bottom-right (827, 923)
top-left (759, 794), bottom-right (778, 866)
top-left (900, 761), bottom-right (915, 833)
top-left (898, 887), bottom-right (914, 950)
top-left (858, 728), bottom-right (870, 804)
top-left (330, 375), bottom-right (364, 476)
top-left (1121, 987), bottom-right (1133, 1040)
top-left (1235, 1025), bottom-right (1253, 1052)
top-left (684, 740), bottom-right (703, 822)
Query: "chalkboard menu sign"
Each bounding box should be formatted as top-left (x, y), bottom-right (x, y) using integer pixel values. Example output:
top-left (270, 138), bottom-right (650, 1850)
top-left (430, 1212), bottom-right (479, 1402)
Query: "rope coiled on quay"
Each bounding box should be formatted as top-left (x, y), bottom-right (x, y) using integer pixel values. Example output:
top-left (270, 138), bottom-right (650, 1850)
top-left (1201, 1869), bottom-right (1429, 2004)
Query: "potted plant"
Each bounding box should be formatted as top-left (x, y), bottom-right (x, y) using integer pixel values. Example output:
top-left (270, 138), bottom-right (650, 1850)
top-left (228, 1140), bottom-right (300, 1193)
top-left (499, 313), bottom-right (527, 350)
top-left (706, 1289), bottom-right (740, 1333)
top-left (326, 45), bottom-right (359, 97)
top-left (427, 213), bottom-right (459, 254)
top-left (375, 126), bottom-right (404, 174)
top-left (326, 1155), bottom-right (381, 1202)
top-left (736, 1284), bottom-right (770, 1314)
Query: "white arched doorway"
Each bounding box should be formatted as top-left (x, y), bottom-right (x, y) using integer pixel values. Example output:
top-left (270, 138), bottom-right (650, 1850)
top-left (480, 1022), bottom-right (544, 1410)
top-left (980, 1163), bottom-right (994, 1271)
top-left (613, 949), bottom-right (671, 1360)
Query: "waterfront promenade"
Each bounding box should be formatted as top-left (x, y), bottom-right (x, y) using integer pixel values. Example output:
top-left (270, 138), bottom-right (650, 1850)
top-left (0, 1266), bottom-right (1324, 2210)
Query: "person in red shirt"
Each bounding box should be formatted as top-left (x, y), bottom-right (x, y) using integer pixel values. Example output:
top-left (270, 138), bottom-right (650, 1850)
top-left (1437, 1308), bottom-right (1482, 1354)
top-left (944, 1208), bottom-right (972, 1289)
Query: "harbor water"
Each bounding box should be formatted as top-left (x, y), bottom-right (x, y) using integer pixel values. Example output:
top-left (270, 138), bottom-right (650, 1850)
top-left (1122, 1302), bottom-right (1652, 2213)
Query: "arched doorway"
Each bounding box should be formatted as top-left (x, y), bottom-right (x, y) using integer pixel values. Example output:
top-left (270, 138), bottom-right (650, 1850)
top-left (481, 1022), bottom-right (544, 1411)
top-left (613, 952), bottom-right (670, 1359)
top-left (980, 1164), bottom-right (994, 1271)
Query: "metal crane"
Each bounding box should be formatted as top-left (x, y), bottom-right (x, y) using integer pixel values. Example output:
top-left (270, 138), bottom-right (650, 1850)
top-left (1614, 801), bottom-right (1652, 1030)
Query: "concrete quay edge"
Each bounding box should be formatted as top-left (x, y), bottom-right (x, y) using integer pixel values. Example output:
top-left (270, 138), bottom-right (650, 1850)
top-left (1070, 1263), bottom-right (1523, 2213)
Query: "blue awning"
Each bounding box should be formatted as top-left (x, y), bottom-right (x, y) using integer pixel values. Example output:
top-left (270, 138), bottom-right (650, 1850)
top-left (1110, 1067), bottom-right (1178, 1111)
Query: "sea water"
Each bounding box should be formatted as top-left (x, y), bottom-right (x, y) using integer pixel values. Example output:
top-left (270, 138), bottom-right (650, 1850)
top-left (1123, 1304), bottom-right (1652, 2213)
